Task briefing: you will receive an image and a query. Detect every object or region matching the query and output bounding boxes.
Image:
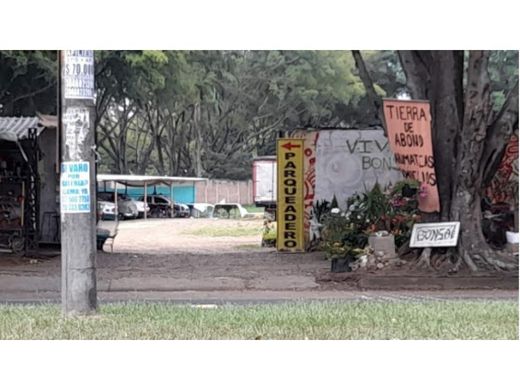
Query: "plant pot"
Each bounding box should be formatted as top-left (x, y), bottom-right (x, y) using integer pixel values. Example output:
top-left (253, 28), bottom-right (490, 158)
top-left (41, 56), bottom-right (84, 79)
top-left (330, 255), bottom-right (354, 273)
top-left (401, 185), bottom-right (417, 198)
top-left (506, 231), bottom-right (519, 244)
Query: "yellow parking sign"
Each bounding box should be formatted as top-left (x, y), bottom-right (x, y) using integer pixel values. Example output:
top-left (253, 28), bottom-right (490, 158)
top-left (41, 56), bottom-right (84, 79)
top-left (276, 138), bottom-right (305, 252)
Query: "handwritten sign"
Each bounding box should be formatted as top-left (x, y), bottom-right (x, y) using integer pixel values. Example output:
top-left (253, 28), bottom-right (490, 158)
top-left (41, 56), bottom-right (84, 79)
top-left (277, 138), bottom-right (305, 252)
top-left (60, 161), bottom-right (91, 213)
top-left (315, 129), bottom-right (403, 207)
top-left (383, 99), bottom-right (440, 212)
top-left (410, 222), bottom-right (460, 248)
top-left (63, 50), bottom-right (95, 100)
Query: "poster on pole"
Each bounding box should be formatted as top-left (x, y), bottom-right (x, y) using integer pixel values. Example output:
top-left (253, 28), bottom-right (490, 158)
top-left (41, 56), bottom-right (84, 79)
top-left (383, 99), bottom-right (440, 212)
top-left (63, 107), bottom-right (90, 161)
top-left (276, 138), bottom-right (305, 252)
top-left (63, 50), bottom-right (95, 100)
top-left (60, 161), bottom-right (91, 213)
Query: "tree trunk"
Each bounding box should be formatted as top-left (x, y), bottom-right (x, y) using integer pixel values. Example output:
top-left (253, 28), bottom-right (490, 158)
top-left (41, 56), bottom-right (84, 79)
top-left (450, 51), bottom-right (517, 271)
top-left (429, 51), bottom-right (464, 220)
top-left (397, 50), bottom-right (519, 272)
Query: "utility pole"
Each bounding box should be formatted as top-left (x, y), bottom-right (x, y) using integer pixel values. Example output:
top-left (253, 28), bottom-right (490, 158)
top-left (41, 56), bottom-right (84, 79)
top-left (59, 50), bottom-right (97, 314)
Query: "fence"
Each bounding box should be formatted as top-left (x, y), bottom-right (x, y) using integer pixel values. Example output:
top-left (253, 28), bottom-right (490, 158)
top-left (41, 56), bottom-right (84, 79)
top-left (195, 179), bottom-right (253, 205)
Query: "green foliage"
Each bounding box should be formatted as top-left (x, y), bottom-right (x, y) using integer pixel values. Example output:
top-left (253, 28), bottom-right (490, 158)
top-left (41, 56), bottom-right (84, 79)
top-left (0, 50), bottom-right (57, 116)
top-left (93, 50), bottom-right (401, 178)
top-left (320, 181), bottom-right (421, 262)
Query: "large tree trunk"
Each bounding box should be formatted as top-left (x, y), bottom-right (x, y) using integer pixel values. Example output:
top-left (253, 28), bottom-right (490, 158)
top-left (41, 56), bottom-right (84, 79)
top-left (450, 52), bottom-right (517, 271)
top-left (397, 50), bottom-right (518, 272)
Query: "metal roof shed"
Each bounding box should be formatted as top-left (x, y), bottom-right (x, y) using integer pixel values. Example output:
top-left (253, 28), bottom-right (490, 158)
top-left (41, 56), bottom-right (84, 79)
top-left (96, 174), bottom-right (207, 219)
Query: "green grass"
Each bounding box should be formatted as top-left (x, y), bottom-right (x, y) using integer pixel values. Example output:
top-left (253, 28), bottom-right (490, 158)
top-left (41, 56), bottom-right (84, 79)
top-left (243, 205), bottom-right (265, 213)
top-left (233, 244), bottom-right (262, 250)
top-left (0, 301), bottom-right (517, 339)
top-left (182, 226), bottom-right (261, 237)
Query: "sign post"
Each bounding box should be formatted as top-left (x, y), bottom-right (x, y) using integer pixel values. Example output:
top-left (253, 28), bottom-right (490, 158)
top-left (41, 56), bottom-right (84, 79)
top-left (60, 50), bottom-right (97, 315)
top-left (276, 139), bottom-right (305, 252)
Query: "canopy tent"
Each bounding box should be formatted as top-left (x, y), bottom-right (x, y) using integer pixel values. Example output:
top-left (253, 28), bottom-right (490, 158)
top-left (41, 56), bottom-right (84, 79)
top-left (0, 115), bottom-right (57, 142)
top-left (96, 174), bottom-right (207, 219)
top-left (97, 174), bottom-right (206, 187)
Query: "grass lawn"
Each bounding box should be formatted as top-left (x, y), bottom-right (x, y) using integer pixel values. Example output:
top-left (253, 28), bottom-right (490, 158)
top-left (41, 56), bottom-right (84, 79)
top-left (0, 301), bottom-right (517, 339)
top-left (182, 226), bottom-right (261, 237)
top-left (243, 205), bottom-right (265, 213)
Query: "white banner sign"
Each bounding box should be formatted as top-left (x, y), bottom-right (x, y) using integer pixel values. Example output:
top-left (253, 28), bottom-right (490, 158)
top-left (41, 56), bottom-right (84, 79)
top-left (410, 222), bottom-right (461, 248)
top-left (63, 50), bottom-right (95, 100)
top-left (60, 161), bottom-right (91, 213)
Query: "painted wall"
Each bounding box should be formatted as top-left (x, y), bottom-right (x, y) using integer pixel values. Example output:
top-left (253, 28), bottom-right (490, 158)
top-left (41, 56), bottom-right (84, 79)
top-left (195, 179), bottom-right (253, 204)
top-left (103, 184), bottom-right (196, 204)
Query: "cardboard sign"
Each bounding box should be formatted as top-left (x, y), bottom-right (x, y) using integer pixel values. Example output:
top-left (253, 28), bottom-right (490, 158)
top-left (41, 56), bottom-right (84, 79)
top-left (276, 139), bottom-right (305, 252)
top-left (410, 222), bottom-right (460, 248)
top-left (60, 161), bottom-right (91, 213)
top-left (383, 99), bottom-right (440, 212)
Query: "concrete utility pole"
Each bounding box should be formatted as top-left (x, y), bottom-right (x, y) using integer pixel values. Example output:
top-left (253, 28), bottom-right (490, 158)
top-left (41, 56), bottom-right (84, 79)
top-left (59, 50), bottom-right (97, 314)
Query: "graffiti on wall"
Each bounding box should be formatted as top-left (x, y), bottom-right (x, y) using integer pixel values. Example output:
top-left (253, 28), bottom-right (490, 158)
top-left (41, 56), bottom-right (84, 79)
top-left (292, 130), bottom-right (320, 246)
top-left (314, 129), bottom-right (403, 208)
top-left (485, 134), bottom-right (519, 204)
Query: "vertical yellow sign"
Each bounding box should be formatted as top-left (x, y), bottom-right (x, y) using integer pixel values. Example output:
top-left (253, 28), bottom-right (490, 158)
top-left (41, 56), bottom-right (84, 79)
top-left (277, 138), bottom-right (305, 252)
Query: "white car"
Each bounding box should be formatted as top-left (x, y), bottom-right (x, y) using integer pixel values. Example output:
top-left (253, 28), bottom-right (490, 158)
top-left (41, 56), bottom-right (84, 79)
top-left (97, 200), bottom-right (116, 220)
top-left (98, 192), bottom-right (138, 220)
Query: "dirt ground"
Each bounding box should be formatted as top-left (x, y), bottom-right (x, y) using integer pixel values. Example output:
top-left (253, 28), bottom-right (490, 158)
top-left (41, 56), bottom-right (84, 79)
top-left (0, 218), bottom-right (517, 298)
top-left (104, 217), bottom-right (267, 254)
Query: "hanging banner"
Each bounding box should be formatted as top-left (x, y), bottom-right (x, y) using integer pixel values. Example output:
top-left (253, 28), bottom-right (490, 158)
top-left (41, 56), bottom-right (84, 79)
top-left (63, 50), bottom-right (95, 100)
top-left (383, 99), bottom-right (440, 212)
top-left (276, 138), bottom-right (305, 252)
top-left (60, 161), bottom-right (91, 213)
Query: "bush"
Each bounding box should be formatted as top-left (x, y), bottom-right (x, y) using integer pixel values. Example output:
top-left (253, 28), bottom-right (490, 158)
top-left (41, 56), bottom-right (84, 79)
top-left (319, 180), bottom-right (421, 263)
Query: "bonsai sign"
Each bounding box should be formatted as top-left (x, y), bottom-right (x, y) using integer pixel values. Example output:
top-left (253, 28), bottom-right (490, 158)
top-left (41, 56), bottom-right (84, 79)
top-left (410, 222), bottom-right (461, 248)
top-left (383, 99), bottom-right (440, 212)
top-left (277, 138), bottom-right (305, 252)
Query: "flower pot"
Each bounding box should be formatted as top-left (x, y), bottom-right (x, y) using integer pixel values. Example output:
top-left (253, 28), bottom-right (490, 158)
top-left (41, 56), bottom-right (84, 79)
top-left (330, 255), bottom-right (354, 273)
top-left (401, 185), bottom-right (417, 198)
top-left (506, 231), bottom-right (519, 244)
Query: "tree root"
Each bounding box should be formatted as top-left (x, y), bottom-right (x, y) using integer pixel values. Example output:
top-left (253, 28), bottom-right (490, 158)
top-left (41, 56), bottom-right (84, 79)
top-left (415, 248), bottom-right (434, 270)
top-left (460, 248), bottom-right (518, 272)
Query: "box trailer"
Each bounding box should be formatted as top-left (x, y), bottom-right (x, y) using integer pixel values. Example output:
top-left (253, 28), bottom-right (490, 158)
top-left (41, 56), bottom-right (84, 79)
top-left (252, 156), bottom-right (276, 208)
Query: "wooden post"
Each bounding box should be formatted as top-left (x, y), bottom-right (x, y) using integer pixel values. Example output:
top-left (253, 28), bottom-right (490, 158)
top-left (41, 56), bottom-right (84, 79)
top-left (144, 182), bottom-right (148, 219)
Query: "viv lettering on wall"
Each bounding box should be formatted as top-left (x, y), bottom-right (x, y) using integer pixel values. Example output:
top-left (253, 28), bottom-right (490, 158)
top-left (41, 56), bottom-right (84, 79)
top-left (277, 138), bottom-right (305, 252)
top-left (383, 99), bottom-right (440, 213)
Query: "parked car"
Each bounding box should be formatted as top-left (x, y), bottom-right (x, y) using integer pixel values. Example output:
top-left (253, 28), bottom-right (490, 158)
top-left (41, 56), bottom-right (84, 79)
top-left (186, 203), bottom-right (215, 218)
top-left (213, 203), bottom-right (250, 219)
top-left (137, 195), bottom-right (190, 218)
top-left (98, 191), bottom-right (138, 220)
top-left (97, 200), bottom-right (116, 221)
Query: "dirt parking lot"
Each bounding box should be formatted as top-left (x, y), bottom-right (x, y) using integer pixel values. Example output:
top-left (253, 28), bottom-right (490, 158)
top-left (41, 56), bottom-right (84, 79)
top-left (104, 217), bottom-right (266, 254)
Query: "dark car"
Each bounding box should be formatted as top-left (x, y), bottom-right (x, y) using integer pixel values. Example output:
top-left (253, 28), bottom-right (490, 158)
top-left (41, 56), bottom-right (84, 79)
top-left (137, 195), bottom-right (190, 218)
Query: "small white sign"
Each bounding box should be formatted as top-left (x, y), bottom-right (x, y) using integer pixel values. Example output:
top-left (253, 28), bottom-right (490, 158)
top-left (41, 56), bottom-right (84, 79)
top-left (63, 50), bottom-right (95, 100)
top-left (410, 222), bottom-right (461, 248)
top-left (60, 161), bottom-right (91, 213)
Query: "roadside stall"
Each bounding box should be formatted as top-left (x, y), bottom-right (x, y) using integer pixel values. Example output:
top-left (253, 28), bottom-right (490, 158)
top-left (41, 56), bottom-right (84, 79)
top-left (0, 117), bottom-right (44, 253)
